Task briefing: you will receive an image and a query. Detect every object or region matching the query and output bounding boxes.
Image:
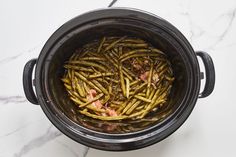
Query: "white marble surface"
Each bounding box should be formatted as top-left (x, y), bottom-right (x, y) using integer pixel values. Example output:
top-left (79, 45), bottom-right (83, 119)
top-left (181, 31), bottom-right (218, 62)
top-left (0, 0), bottom-right (236, 157)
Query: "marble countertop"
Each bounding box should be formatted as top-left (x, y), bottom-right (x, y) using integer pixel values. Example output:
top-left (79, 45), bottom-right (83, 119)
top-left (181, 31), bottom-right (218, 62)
top-left (1, 0), bottom-right (236, 156)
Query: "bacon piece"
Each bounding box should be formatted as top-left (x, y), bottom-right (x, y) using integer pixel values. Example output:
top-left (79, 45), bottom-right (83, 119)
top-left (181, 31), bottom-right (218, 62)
top-left (140, 71), bottom-right (149, 81)
top-left (107, 108), bottom-right (118, 116)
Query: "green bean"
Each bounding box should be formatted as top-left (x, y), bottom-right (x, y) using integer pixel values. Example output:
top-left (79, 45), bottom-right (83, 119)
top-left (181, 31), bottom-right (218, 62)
top-left (120, 53), bottom-right (164, 62)
top-left (151, 99), bottom-right (166, 110)
top-left (117, 100), bottom-right (129, 113)
top-left (122, 67), bottom-right (136, 79)
top-left (121, 98), bottom-right (137, 114)
top-left (104, 53), bottom-right (133, 80)
top-left (79, 93), bottom-right (104, 108)
top-left (132, 82), bottom-right (148, 95)
top-left (123, 38), bottom-right (146, 43)
top-left (146, 63), bottom-right (153, 97)
top-left (88, 72), bottom-right (115, 79)
top-left (119, 64), bottom-right (126, 97)
top-left (125, 77), bottom-right (130, 98)
top-left (68, 69), bottom-right (72, 79)
top-left (97, 37), bottom-right (106, 53)
top-left (68, 61), bottom-right (107, 72)
top-left (126, 101), bottom-right (141, 114)
top-left (120, 49), bottom-right (151, 60)
top-left (86, 51), bottom-right (100, 57)
top-left (64, 83), bottom-right (72, 90)
top-left (109, 103), bottom-right (120, 109)
top-left (79, 110), bottom-right (127, 120)
top-left (130, 79), bottom-right (141, 87)
top-left (110, 50), bottom-right (119, 58)
top-left (79, 50), bottom-right (90, 58)
top-left (118, 46), bottom-right (123, 56)
top-left (116, 43), bottom-right (148, 48)
top-left (135, 105), bottom-right (144, 111)
top-left (101, 95), bottom-right (110, 104)
top-left (148, 88), bottom-right (156, 99)
top-left (151, 48), bottom-right (165, 55)
top-left (165, 76), bottom-right (175, 81)
top-left (70, 96), bottom-right (84, 105)
top-left (91, 79), bottom-right (109, 95)
top-left (87, 105), bottom-right (107, 113)
top-left (128, 110), bottom-right (145, 118)
top-left (104, 36), bottom-right (126, 52)
top-left (61, 78), bottom-right (70, 84)
top-left (104, 77), bottom-right (119, 83)
top-left (108, 85), bottom-right (112, 95)
top-left (74, 72), bottom-right (102, 93)
top-left (75, 78), bottom-right (86, 98)
top-left (140, 86), bottom-right (170, 118)
top-left (68, 89), bottom-right (87, 102)
top-left (134, 95), bottom-right (152, 103)
top-left (97, 78), bottom-right (109, 85)
top-left (64, 65), bottom-right (94, 73)
top-left (83, 82), bottom-right (90, 94)
top-left (80, 57), bottom-right (106, 61)
top-left (137, 93), bottom-right (146, 97)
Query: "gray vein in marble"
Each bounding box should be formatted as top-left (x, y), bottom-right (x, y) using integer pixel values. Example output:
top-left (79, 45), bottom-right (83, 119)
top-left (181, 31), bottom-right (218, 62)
top-left (108, 0), bottom-right (118, 7)
top-left (206, 8), bottom-right (236, 50)
top-left (180, 11), bottom-right (206, 43)
top-left (0, 96), bottom-right (27, 105)
top-left (0, 43), bottom-right (42, 65)
top-left (14, 125), bottom-right (62, 157)
top-left (56, 140), bottom-right (81, 157)
top-left (0, 119), bottom-right (43, 138)
top-left (83, 147), bottom-right (89, 157)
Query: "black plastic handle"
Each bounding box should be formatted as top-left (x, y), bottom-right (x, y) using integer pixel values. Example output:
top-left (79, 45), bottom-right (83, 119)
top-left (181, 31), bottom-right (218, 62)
top-left (196, 51), bottom-right (215, 98)
top-left (23, 59), bottom-right (38, 104)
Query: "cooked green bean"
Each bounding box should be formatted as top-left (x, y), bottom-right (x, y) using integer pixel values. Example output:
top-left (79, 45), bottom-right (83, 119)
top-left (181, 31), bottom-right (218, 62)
top-left (91, 79), bottom-right (109, 95)
top-left (134, 95), bottom-right (152, 103)
top-left (120, 49), bottom-right (151, 61)
top-left (68, 60), bottom-right (107, 72)
top-left (119, 64), bottom-right (126, 97)
top-left (132, 82), bottom-right (148, 96)
top-left (146, 63), bottom-right (153, 97)
top-left (104, 36), bottom-right (126, 52)
top-left (88, 73), bottom-right (115, 79)
top-left (121, 98), bottom-right (137, 114)
top-left (130, 79), bottom-right (141, 87)
top-left (126, 100), bottom-right (141, 114)
top-left (62, 36), bottom-right (175, 122)
top-left (97, 37), bottom-right (106, 53)
top-left (74, 72), bottom-right (102, 93)
top-left (83, 82), bottom-right (90, 94)
top-left (110, 50), bottom-right (119, 58)
top-left (61, 78), bottom-right (70, 84)
top-left (104, 53), bottom-right (133, 80)
top-left (64, 83), bottom-right (72, 90)
top-left (80, 57), bottom-right (106, 61)
top-left (74, 78), bottom-right (86, 97)
top-left (120, 53), bottom-right (164, 63)
top-left (64, 65), bottom-right (94, 73)
top-left (79, 109), bottom-right (127, 120)
top-left (104, 77), bottom-right (119, 83)
top-left (125, 77), bottom-right (130, 98)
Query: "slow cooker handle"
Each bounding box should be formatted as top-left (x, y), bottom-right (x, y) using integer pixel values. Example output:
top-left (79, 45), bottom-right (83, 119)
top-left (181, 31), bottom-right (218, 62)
top-left (23, 59), bottom-right (38, 104)
top-left (196, 51), bottom-right (215, 98)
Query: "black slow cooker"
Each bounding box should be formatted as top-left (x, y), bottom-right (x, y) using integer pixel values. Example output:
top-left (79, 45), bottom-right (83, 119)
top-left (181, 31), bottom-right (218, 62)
top-left (23, 8), bottom-right (215, 151)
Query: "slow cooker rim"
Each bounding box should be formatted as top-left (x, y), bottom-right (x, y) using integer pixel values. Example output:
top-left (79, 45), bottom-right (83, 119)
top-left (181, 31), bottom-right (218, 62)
top-left (35, 7), bottom-right (200, 150)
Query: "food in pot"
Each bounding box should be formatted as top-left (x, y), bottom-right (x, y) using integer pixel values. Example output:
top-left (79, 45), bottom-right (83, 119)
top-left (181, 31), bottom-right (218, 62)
top-left (61, 36), bottom-right (174, 121)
